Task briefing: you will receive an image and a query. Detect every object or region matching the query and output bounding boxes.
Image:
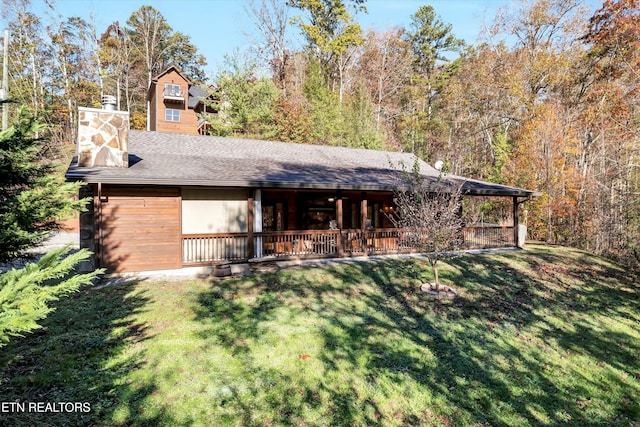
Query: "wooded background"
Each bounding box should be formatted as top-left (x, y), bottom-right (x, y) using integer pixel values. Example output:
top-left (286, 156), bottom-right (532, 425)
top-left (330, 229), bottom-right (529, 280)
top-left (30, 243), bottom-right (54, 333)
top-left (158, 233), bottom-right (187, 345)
top-left (1, 0), bottom-right (638, 267)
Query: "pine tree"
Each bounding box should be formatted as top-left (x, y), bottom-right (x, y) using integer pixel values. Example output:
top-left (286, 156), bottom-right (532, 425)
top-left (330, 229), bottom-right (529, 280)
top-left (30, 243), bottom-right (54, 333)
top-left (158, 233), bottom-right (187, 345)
top-left (0, 105), bottom-right (102, 346)
top-left (0, 106), bottom-right (86, 261)
top-left (0, 247), bottom-right (101, 346)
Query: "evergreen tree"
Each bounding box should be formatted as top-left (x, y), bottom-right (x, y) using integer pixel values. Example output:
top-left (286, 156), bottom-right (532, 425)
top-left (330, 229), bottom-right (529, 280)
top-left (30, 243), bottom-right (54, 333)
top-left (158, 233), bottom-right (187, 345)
top-left (0, 107), bottom-right (86, 261)
top-left (401, 5), bottom-right (465, 157)
top-left (0, 106), bottom-right (102, 346)
top-left (341, 83), bottom-right (385, 149)
top-left (0, 247), bottom-right (100, 347)
top-left (303, 57), bottom-right (341, 144)
top-left (289, 0), bottom-right (366, 103)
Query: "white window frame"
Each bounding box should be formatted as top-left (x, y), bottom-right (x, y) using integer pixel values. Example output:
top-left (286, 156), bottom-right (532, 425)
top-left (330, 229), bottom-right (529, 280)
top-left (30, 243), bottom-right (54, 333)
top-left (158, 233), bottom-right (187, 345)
top-left (165, 108), bottom-right (180, 122)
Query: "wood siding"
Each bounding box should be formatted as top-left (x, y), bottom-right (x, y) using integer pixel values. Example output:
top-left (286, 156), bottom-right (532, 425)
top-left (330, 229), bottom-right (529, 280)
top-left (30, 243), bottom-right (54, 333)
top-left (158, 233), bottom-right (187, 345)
top-left (97, 186), bottom-right (181, 272)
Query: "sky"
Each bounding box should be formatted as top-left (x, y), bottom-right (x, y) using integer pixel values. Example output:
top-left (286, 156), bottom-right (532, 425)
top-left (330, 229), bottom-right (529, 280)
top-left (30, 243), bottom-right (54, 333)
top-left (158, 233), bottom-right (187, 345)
top-left (44, 0), bottom-right (601, 79)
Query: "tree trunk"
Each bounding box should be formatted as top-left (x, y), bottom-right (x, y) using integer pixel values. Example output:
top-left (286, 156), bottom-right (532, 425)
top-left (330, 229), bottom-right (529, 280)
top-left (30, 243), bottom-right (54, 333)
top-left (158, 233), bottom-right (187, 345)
top-left (375, 49), bottom-right (385, 131)
top-left (146, 70), bottom-right (152, 130)
top-left (433, 264), bottom-right (439, 291)
top-left (30, 47), bottom-right (39, 134)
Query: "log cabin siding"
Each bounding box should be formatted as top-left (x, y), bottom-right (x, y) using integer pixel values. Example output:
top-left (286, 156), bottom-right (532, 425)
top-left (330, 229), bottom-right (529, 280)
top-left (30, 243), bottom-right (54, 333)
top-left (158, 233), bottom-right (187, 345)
top-left (97, 186), bottom-right (181, 272)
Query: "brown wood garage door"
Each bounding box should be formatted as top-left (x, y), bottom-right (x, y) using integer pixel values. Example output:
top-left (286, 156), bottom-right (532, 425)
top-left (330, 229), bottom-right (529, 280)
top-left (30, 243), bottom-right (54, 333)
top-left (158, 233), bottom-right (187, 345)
top-left (97, 186), bottom-right (181, 273)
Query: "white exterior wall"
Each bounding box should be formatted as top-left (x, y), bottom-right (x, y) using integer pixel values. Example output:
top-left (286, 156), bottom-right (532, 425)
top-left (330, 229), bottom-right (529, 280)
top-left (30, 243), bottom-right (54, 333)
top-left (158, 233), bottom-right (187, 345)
top-left (182, 188), bottom-right (248, 233)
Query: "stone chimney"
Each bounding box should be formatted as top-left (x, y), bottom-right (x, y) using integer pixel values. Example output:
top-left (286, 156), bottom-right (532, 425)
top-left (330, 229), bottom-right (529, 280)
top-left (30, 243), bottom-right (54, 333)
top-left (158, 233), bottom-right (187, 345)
top-left (77, 97), bottom-right (129, 167)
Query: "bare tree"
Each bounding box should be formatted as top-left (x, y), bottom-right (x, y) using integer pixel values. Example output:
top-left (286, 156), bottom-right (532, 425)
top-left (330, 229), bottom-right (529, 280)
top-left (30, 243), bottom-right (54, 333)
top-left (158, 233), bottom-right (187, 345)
top-left (388, 159), bottom-right (465, 293)
top-left (244, 0), bottom-right (291, 93)
top-left (358, 27), bottom-right (412, 148)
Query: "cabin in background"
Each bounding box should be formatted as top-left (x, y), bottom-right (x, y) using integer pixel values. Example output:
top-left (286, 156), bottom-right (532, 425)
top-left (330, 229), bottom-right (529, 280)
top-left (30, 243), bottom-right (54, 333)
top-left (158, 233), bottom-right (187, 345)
top-left (147, 65), bottom-right (214, 135)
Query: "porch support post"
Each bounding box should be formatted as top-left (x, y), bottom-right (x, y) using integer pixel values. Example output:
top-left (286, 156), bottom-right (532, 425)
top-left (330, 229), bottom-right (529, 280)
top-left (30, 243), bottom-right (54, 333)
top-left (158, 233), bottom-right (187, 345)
top-left (361, 192), bottom-right (368, 230)
top-left (254, 189), bottom-right (263, 257)
top-left (361, 192), bottom-right (368, 253)
top-left (248, 190), bottom-right (255, 258)
top-left (336, 191), bottom-right (344, 256)
top-left (513, 196), bottom-right (519, 247)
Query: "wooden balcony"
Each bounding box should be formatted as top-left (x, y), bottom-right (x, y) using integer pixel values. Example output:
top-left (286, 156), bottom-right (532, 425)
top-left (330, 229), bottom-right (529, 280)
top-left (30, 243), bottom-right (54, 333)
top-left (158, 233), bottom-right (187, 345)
top-left (163, 88), bottom-right (185, 102)
top-left (182, 226), bottom-right (516, 265)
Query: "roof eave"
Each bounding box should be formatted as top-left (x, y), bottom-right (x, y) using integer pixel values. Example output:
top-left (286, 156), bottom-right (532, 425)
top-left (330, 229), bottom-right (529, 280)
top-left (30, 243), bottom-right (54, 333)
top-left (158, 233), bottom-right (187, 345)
top-left (64, 172), bottom-right (398, 192)
top-left (65, 170), bottom-right (540, 197)
top-left (464, 188), bottom-right (542, 197)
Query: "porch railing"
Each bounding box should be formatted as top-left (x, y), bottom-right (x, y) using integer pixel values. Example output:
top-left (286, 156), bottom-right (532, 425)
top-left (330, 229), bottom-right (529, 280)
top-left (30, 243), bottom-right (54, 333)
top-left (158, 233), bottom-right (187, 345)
top-left (342, 229), bottom-right (423, 255)
top-left (183, 233), bottom-right (249, 263)
top-left (462, 226), bottom-right (514, 249)
top-left (260, 230), bottom-right (340, 257)
top-left (182, 226), bottom-right (515, 265)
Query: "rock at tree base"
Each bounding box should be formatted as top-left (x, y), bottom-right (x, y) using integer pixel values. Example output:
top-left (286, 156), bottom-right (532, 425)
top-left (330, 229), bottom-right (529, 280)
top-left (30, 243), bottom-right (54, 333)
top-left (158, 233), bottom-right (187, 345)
top-left (420, 283), bottom-right (457, 298)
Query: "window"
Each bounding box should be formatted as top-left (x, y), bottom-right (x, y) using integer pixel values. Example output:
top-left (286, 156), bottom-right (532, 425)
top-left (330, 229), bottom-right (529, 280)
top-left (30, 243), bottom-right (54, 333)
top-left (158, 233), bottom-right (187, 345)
top-left (165, 83), bottom-right (181, 96)
top-left (165, 109), bottom-right (180, 122)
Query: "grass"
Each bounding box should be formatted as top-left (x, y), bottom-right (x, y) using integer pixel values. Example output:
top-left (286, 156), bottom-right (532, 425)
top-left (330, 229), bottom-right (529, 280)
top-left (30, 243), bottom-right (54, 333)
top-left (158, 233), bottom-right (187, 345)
top-left (0, 243), bottom-right (639, 426)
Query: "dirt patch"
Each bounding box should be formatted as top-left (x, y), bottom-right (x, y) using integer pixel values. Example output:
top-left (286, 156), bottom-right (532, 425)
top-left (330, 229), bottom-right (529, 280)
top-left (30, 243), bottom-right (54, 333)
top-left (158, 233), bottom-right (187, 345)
top-left (58, 215), bottom-right (80, 232)
top-left (420, 282), bottom-right (457, 298)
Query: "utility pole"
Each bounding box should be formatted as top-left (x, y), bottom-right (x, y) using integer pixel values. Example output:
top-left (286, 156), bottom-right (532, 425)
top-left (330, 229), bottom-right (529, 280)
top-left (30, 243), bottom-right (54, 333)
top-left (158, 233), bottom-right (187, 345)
top-left (1, 30), bottom-right (8, 131)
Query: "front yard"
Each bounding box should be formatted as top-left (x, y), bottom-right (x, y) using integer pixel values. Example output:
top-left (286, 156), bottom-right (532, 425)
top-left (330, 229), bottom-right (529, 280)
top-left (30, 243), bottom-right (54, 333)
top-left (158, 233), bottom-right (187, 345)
top-left (1, 244), bottom-right (638, 426)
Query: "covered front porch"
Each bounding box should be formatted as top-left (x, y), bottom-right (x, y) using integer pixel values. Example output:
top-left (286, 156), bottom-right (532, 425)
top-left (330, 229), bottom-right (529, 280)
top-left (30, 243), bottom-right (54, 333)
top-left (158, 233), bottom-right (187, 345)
top-left (182, 188), bottom-right (521, 265)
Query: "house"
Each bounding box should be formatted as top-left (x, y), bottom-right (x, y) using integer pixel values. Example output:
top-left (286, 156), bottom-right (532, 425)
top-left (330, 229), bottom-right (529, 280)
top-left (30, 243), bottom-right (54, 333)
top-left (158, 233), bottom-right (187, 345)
top-left (147, 65), bottom-right (214, 135)
top-left (66, 104), bottom-right (540, 274)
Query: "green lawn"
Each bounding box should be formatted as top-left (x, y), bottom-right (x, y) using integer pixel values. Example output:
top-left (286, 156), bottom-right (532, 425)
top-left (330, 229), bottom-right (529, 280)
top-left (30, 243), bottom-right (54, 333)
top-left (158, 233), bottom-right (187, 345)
top-left (1, 244), bottom-right (639, 426)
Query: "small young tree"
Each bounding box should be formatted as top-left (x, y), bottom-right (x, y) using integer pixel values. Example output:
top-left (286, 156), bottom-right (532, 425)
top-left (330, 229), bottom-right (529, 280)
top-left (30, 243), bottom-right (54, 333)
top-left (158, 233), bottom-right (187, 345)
top-left (388, 159), bottom-right (465, 293)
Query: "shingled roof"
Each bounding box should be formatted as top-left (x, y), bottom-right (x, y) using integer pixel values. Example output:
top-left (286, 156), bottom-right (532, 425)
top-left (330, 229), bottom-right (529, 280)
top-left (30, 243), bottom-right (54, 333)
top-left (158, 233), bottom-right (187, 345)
top-left (65, 130), bottom-right (540, 197)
